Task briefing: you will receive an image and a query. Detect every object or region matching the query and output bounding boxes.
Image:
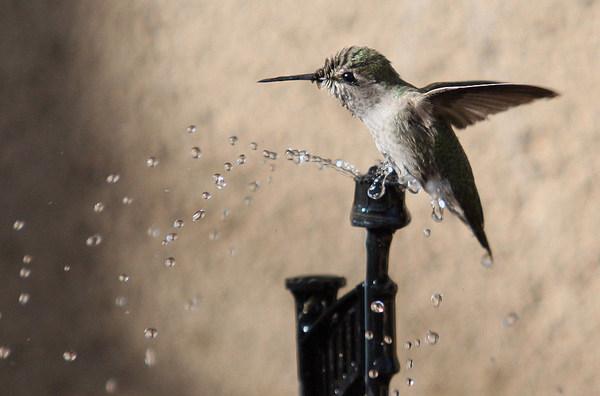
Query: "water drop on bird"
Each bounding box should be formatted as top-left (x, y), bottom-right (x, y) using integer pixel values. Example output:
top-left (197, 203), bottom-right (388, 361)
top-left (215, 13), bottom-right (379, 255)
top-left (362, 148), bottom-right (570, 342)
top-left (164, 257), bottom-right (176, 268)
top-left (173, 219), bottom-right (184, 229)
top-left (118, 274), bottom-right (129, 283)
top-left (406, 378), bottom-right (415, 387)
top-left (106, 174), bottom-right (120, 184)
top-left (86, 234), bottom-right (103, 247)
top-left (404, 341), bottom-right (412, 350)
top-left (191, 146), bottom-right (202, 159)
top-left (431, 293), bottom-right (443, 308)
top-left (249, 142), bottom-right (258, 150)
top-left (383, 335), bottom-right (393, 345)
top-left (228, 136), bottom-right (238, 146)
top-left (223, 162), bottom-right (233, 171)
top-left (122, 196), bottom-right (133, 205)
top-left (22, 255), bottom-right (33, 264)
top-left (368, 369), bottom-right (379, 379)
top-left (365, 330), bottom-right (374, 340)
top-left (146, 157), bottom-right (159, 168)
top-left (94, 202), bottom-right (105, 213)
top-left (423, 228), bottom-right (431, 238)
top-left (19, 267), bottom-right (31, 278)
top-left (186, 125), bottom-right (197, 134)
top-left (481, 252), bottom-right (494, 268)
top-left (165, 233), bottom-right (178, 242)
top-left (212, 173), bottom-right (227, 189)
top-left (202, 191), bottom-right (212, 200)
top-left (406, 359), bottom-right (414, 369)
top-left (425, 330), bottom-right (439, 345)
top-left (63, 350), bottom-right (77, 362)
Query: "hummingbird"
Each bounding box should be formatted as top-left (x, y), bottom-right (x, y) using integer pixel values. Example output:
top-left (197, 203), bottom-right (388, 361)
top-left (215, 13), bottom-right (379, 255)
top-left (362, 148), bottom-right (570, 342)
top-left (258, 46), bottom-right (557, 257)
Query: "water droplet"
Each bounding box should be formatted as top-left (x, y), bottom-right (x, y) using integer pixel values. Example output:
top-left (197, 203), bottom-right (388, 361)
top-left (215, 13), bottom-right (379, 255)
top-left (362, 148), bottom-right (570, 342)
top-left (302, 325), bottom-right (310, 333)
top-left (414, 338), bottom-right (421, 347)
top-left (481, 252), bottom-right (494, 268)
top-left (249, 142), bottom-right (258, 150)
top-left (118, 274), bottom-right (129, 283)
top-left (425, 330), bottom-right (439, 345)
top-left (105, 378), bottom-right (118, 393)
top-left (502, 312), bottom-right (519, 327)
top-left (201, 191), bottom-right (212, 200)
top-left (431, 293), bottom-right (443, 308)
top-left (0, 346), bottom-right (11, 359)
top-left (18, 293), bottom-right (30, 305)
top-left (223, 162), bottom-right (233, 171)
top-left (228, 136), bottom-right (238, 146)
top-left (191, 146), bottom-right (202, 159)
top-left (248, 181), bottom-right (260, 192)
top-left (365, 330), bottom-right (374, 340)
top-left (236, 154), bottom-right (247, 165)
top-left (407, 178), bottom-right (421, 194)
top-left (192, 209), bottom-right (206, 222)
top-left (406, 378), bottom-right (415, 387)
top-left (367, 164), bottom-right (394, 199)
top-left (262, 150), bottom-right (278, 160)
top-left (370, 300), bottom-right (385, 313)
top-left (146, 157), bottom-right (159, 168)
top-left (391, 390), bottom-right (400, 396)
top-left (431, 199), bottom-right (444, 222)
top-left (106, 174), bottom-right (120, 184)
top-left (173, 219), bottom-right (184, 229)
top-left (165, 233), bottom-right (178, 242)
top-left (406, 359), bottom-right (414, 369)
top-left (243, 196), bottom-right (253, 206)
top-left (93, 202), bottom-right (105, 213)
top-left (122, 196), bottom-right (133, 205)
top-left (63, 350), bottom-right (77, 362)
top-left (63, 265), bottom-right (71, 272)
top-left (144, 328), bottom-right (158, 339)
top-left (186, 125), bottom-right (197, 134)
top-left (423, 228), bottom-right (431, 238)
top-left (368, 369), bottom-right (379, 379)
top-left (144, 348), bottom-right (156, 366)
top-left (212, 173), bottom-right (227, 189)
top-left (13, 220), bottom-right (25, 231)
top-left (383, 335), bottom-right (393, 345)
top-left (208, 230), bottom-right (220, 241)
top-left (115, 296), bottom-right (127, 307)
top-left (22, 255), bottom-right (33, 264)
top-left (86, 234), bottom-right (103, 247)
top-left (404, 341), bottom-right (412, 350)
top-left (222, 208), bottom-right (230, 220)
top-left (164, 257), bottom-right (176, 268)
top-left (19, 267), bottom-right (31, 278)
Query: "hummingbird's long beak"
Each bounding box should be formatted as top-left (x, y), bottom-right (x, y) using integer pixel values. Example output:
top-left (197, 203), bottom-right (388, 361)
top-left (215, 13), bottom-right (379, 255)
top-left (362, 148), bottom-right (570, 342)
top-left (257, 73), bottom-right (317, 83)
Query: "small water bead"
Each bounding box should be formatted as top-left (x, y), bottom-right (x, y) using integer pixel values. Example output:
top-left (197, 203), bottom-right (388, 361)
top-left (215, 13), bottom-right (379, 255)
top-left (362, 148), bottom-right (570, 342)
top-left (106, 174), bottom-right (120, 184)
top-left (249, 142), bottom-right (258, 150)
top-left (22, 255), bottom-right (33, 264)
top-left (223, 162), bottom-right (233, 171)
top-left (423, 228), bottom-right (431, 238)
top-left (86, 234), bottom-right (103, 247)
top-left (481, 252), bottom-right (494, 269)
top-left (367, 164), bottom-right (394, 200)
top-left (146, 157), bottom-right (159, 168)
top-left (406, 359), bottom-right (414, 369)
top-left (0, 346), bottom-right (11, 359)
top-left (406, 378), bottom-right (415, 387)
top-left (404, 341), bottom-right (412, 350)
top-left (192, 209), bottom-right (206, 222)
top-left (383, 335), bottom-right (393, 345)
top-left (115, 296), bottom-right (128, 307)
top-left (165, 233), bottom-right (178, 242)
top-left (144, 348), bottom-right (156, 366)
top-left (164, 257), bottom-right (176, 268)
top-left (63, 265), bottom-right (71, 272)
top-left (144, 328), bottom-right (158, 339)
top-left (208, 230), bottom-right (220, 241)
top-left (93, 202), bottom-right (105, 213)
top-left (368, 369), bottom-right (379, 379)
top-left (406, 178), bottom-right (421, 194)
top-left (425, 330), bottom-right (439, 345)
top-left (262, 150), bottom-right (278, 160)
top-left (248, 181), bottom-right (260, 192)
top-left (370, 300), bottom-right (385, 313)
top-left (118, 274), bottom-right (130, 283)
top-left (502, 312), bottom-right (519, 327)
top-left (212, 173), bottom-right (227, 189)
top-left (191, 146), bottom-right (202, 159)
top-left (122, 196), bottom-right (134, 205)
top-left (431, 293), bottom-right (443, 308)
top-left (365, 330), bottom-right (374, 340)
top-left (236, 154), bottom-right (247, 165)
top-left (414, 339), bottom-right (421, 347)
top-left (19, 267), bottom-right (31, 278)
top-left (105, 378), bottom-right (118, 393)
top-left (228, 135), bottom-right (238, 146)
top-left (13, 220), bottom-right (25, 231)
top-left (431, 198), bottom-right (445, 222)
top-left (202, 191), bottom-right (212, 200)
top-left (63, 350), bottom-right (77, 362)
top-left (186, 125), bottom-right (197, 134)
top-left (173, 219), bottom-right (184, 229)
top-left (147, 227), bottom-right (160, 238)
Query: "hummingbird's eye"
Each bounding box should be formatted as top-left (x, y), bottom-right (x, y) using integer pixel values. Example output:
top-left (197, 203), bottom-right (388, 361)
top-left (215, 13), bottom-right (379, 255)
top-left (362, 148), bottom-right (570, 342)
top-left (341, 72), bottom-right (357, 84)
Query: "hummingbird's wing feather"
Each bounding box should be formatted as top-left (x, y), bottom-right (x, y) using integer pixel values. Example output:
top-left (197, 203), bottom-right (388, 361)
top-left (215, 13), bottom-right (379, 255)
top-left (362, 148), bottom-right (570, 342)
top-left (420, 81), bottom-right (558, 129)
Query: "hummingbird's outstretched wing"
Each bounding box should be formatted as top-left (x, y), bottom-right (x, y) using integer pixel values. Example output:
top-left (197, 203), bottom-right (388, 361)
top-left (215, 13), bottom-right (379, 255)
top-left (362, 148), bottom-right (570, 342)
top-left (420, 81), bottom-right (558, 129)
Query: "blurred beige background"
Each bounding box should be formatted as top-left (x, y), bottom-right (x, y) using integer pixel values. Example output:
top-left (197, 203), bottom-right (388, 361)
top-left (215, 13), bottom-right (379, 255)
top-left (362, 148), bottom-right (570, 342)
top-left (1, 1), bottom-right (599, 395)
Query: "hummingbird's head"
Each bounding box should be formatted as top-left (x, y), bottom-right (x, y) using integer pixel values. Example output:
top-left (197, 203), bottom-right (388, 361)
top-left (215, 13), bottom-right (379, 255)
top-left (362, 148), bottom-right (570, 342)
top-left (259, 47), bottom-right (404, 118)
